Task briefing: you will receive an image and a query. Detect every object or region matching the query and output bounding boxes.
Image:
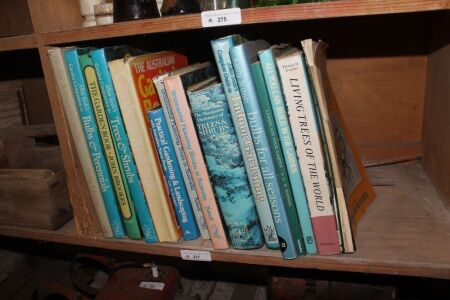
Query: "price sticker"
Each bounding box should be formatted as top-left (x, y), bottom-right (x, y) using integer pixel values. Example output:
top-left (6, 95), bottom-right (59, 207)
top-left (180, 250), bottom-right (212, 261)
top-left (139, 281), bottom-right (165, 290)
top-left (201, 8), bottom-right (242, 28)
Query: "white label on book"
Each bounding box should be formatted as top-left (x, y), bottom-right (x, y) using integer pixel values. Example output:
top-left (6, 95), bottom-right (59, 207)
top-left (180, 250), bottom-right (212, 261)
top-left (139, 281), bottom-right (165, 290)
top-left (201, 8), bottom-right (242, 28)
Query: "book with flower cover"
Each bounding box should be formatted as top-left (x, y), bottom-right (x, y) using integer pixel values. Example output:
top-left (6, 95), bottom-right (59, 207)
top-left (149, 107), bottom-right (200, 241)
top-left (188, 80), bottom-right (264, 249)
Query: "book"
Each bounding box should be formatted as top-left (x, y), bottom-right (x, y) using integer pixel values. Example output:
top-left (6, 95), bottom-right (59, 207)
top-left (211, 35), bottom-right (280, 251)
top-left (78, 52), bottom-right (141, 239)
top-left (163, 62), bottom-right (229, 249)
top-left (64, 48), bottom-right (125, 238)
top-left (48, 47), bottom-right (114, 238)
top-left (230, 39), bottom-right (306, 257)
top-left (109, 55), bottom-right (181, 242)
top-left (149, 107), bottom-right (201, 241)
top-left (188, 80), bottom-right (265, 249)
top-left (301, 39), bottom-right (375, 253)
top-left (91, 46), bottom-right (158, 243)
top-left (252, 60), bottom-right (317, 255)
top-left (259, 46), bottom-right (318, 254)
top-left (276, 47), bottom-right (340, 255)
top-left (153, 73), bottom-right (210, 240)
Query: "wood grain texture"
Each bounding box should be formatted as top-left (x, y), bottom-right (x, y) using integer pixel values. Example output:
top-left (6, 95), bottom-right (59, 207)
top-left (0, 34), bottom-right (37, 52)
top-left (0, 0), bottom-right (34, 36)
top-left (34, 0), bottom-right (83, 33)
top-left (0, 162), bottom-right (449, 279)
top-left (41, 0), bottom-right (450, 45)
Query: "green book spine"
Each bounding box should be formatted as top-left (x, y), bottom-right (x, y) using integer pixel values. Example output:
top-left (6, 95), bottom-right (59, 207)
top-left (78, 53), bottom-right (141, 239)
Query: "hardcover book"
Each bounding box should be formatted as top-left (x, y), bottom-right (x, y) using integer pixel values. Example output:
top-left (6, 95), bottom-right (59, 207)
top-left (49, 47), bottom-right (113, 238)
top-left (163, 62), bottom-right (229, 249)
top-left (188, 80), bottom-right (265, 249)
top-left (149, 107), bottom-right (201, 241)
top-left (258, 46), bottom-right (318, 255)
top-left (276, 47), bottom-right (340, 255)
top-left (230, 39), bottom-right (306, 257)
top-left (64, 48), bottom-right (125, 238)
top-left (109, 55), bottom-right (181, 242)
top-left (301, 39), bottom-right (375, 253)
top-left (78, 52), bottom-right (141, 239)
top-left (211, 35), bottom-right (280, 251)
top-left (153, 74), bottom-right (210, 240)
top-left (91, 46), bottom-right (158, 243)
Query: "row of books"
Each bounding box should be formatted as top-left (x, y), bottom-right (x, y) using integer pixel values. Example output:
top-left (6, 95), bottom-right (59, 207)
top-left (48, 35), bottom-right (374, 260)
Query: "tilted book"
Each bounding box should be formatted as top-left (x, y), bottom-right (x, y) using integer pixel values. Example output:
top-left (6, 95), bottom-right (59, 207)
top-left (153, 74), bottom-right (210, 240)
top-left (149, 107), bottom-right (200, 241)
top-left (230, 39), bottom-right (306, 257)
top-left (301, 39), bottom-right (375, 253)
top-left (188, 80), bottom-right (265, 249)
top-left (49, 47), bottom-right (113, 238)
top-left (64, 48), bottom-right (125, 238)
top-left (163, 62), bottom-right (229, 249)
top-left (259, 46), bottom-right (318, 255)
top-left (91, 46), bottom-right (158, 243)
top-left (109, 56), bottom-right (181, 242)
top-left (276, 47), bottom-right (340, 255)
top-left (211, 35), bottom-right (280, 251)
top-left (78, 52), bottom-right (141, 239)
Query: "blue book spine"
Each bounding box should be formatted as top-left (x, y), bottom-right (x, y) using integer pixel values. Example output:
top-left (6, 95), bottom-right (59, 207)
top-left (64, 48), bottom-right (125, 238)
top-left (211, 36), bottom-right (280, 251)
top-left (188, 83), bottom-right (264, 249)
top-left (149, 108), bottom-right (200, 241)
top-left (91, 48), bottom-right (158, 243)
top-left (259, 48), bottom-right (317, 254)
top-left (230, 41), bottom-right (305, 258)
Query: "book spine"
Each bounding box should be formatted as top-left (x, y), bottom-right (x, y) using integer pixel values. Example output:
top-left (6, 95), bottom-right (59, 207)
top-left (188, 83), bottom-right (264, 249)
top-left (108, 59), bottom-right (181, 242)
top-left (154, 76), bottom-right (210, 240)
top-left (149, 108), bottom-right (201, 241)
top-left (211, 37), bottom-right (280, 251)
top-left (64, 49), bottom-right (125, 238)
top-left (49, 47), bottom-right (113, 238)
top-left (91, 49), bottom-right (158, 243)
top-left (78, 53), bottom-right (141, 239)
top-left (259, 49), bottom-right (318, 254)
top-left (230, 45), bottom-right (305, 257)
top-left (276, 50), bottom-right (340, 255)
top-left (164, 75), bottom-right (228, 249)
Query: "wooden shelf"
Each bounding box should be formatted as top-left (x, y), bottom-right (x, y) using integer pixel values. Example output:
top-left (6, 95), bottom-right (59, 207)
top-left (1, 161), bottom-right (449, 279)
top-left (41, 0), bottom-right (450, 45)
top-left (0, 34), bottom-right (37, 52)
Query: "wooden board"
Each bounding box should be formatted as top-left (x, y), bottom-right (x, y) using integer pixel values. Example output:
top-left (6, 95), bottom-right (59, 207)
top-left (0, 161), bottom-right (448, 279)
top-left (0, 0), bottom-right (33, 36)
top-left (0, 34), bottom-right (37, 52)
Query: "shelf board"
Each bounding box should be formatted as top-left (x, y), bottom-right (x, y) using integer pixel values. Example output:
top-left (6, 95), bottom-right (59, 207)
top-left (0, 34), bottom-right (37, 52)
top-left (41, 0), bottom-right (450, 45)
top-left (0, 161), bottom-right (449, 279)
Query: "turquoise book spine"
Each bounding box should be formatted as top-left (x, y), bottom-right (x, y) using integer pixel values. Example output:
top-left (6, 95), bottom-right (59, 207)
top-left (64, 48), bottom-right (125, 238)
top-left (188, 82), bottom-right (264, 249)
top-left (230, 39), bottom-right (306, 257)
top-left (149, 108), bottom-right (200, 241)
top-left (259, 48), bottom-right (317, 254)
top-left (211, 36), bottom-right (279, 251)
top-left (91, 48), bottom-right (158, 243)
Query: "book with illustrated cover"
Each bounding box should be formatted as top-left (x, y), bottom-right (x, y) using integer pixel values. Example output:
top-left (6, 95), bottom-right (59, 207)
top-left (188, 80), bottom-right (265, 249)
top-left (153, 74), bottom-right (210, 240)
top-left (301, 39), bottom-right (375, 253)
top-left (163, 62), bottom-right (229, 249)
top-left (211, 35), bottom-right (280, 251)
top-left (64, 48), bottom-right (125, 238)
top-left (91, 46), bottom-right (158, 243)
top-left (276, 47), bottom-right (340, 255)
top-left (149, 107), bottom-right (201, 241)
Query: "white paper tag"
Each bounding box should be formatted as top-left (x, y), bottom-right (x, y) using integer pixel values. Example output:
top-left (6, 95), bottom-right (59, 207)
top-left (201, 8), bottom-right (242, 28)
top-left (139, 281), bottom-right (165, 290)
top-left (180, 250), bottom-right (212, 261)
